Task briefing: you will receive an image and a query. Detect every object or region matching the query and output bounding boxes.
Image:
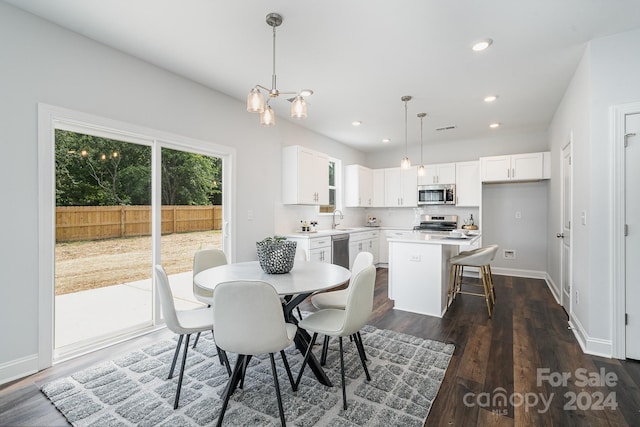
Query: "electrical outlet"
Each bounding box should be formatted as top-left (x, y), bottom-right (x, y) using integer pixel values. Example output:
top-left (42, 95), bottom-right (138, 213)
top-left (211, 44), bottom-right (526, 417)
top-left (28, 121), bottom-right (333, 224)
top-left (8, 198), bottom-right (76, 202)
top-left (409, 254), bottom-right (421, 262)
top-left (515, 211), bottom-right (522, 219)
top-left (581, 211), bottom-right (587, 226)
top-left (575, 290), bottom-right (579, 305)
top-left (247, 210), bottom-right (253, 221)
top-left (503, 249), bottom-right (516, 259)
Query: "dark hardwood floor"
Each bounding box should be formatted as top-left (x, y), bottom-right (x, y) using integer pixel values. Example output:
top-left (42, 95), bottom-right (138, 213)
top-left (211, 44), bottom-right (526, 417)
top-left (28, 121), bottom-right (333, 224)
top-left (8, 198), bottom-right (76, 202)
top-left (1, 269), bottom-right (639, 426)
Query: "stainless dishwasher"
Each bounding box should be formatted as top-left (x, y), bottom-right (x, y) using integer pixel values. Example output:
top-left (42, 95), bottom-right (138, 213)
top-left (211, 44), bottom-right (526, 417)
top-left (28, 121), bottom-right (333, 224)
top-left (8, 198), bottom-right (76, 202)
top-left (331, 234), bottom-right (350, 269)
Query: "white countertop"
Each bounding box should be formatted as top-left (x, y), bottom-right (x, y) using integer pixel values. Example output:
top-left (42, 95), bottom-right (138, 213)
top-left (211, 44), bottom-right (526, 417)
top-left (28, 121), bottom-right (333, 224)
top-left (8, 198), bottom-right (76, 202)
top-left (281, 226), bottom-right (386, 238)
top-left (387, 231), bottom-right (481, 246)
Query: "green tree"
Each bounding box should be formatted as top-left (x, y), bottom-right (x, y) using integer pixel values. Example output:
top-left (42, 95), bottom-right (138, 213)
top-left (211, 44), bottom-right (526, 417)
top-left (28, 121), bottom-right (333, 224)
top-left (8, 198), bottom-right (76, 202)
top-left (55, 130), bottom-right (221, 207)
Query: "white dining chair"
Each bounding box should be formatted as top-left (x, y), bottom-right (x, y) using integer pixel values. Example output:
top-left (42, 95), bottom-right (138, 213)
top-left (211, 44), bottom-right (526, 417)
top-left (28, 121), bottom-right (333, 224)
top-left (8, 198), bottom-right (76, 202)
top-left (213, 280), bottom-right (298, 427)
top-left (154, 265), bottom-right (231, 410)
top-left (284, 247), bottom-right (309, 321)
top-left (193, 248), bottom-right (228, 305)
top-left (192, 248), bottom-right (227, 348)
top-left (310, 251), bottom-right (373, 364)
top-left (295, 264), bottom-right (376, 410)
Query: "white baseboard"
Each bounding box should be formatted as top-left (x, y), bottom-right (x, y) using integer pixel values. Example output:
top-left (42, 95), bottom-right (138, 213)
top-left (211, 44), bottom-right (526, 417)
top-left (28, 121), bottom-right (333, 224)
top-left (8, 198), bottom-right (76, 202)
top-left (544, 272), bottom-right (561, 304)
top-left (0, 354), bottom-right (38, 386)
top-left (570, 314), bottom-right (612, 358)
top-left (491, 267), bottom-right (547, 280)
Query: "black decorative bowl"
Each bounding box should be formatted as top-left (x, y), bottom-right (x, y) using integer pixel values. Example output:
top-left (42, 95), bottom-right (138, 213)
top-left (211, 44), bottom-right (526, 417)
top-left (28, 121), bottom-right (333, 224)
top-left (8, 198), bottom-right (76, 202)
top-left (256, 240), bottom-right (297, 274)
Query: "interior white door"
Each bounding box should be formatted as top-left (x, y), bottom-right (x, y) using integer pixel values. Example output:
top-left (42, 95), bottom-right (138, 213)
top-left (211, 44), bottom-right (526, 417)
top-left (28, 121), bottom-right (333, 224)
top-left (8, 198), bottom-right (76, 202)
top-left (625, 113), bottom-right (640, 360)
top-left (560, 143), bottom-right (572, 315)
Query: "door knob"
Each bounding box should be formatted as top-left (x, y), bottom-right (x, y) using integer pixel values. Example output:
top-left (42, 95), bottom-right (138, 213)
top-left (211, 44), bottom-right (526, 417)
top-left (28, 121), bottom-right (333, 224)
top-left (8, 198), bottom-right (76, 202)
top-left (556, 233), bottom-right (564, 238)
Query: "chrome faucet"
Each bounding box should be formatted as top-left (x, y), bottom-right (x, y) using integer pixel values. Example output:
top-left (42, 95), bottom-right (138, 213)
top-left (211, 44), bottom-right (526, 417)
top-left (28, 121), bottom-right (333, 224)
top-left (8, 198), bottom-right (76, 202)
top-left (331, 209), bottom-right (344, 229)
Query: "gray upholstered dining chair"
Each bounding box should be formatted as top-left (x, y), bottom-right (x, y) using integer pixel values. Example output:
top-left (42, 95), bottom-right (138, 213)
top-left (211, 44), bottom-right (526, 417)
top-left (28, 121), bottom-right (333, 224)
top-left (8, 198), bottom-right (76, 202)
top-left (295, 264), bottom-right (376, 410)
top-left (154, 265), bottom-right (230, 410)
top-left (212, 280), bottom-right (298, 427)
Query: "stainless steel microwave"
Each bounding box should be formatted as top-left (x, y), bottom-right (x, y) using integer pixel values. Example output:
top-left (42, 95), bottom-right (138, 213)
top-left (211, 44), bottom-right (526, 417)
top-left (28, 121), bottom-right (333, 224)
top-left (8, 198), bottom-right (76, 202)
top-left (417, 184), bottom-right (456, 205)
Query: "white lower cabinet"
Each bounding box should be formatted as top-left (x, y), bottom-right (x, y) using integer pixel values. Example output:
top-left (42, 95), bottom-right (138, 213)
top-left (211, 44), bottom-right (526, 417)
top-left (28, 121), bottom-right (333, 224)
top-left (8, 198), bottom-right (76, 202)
top-left (348, 230), bottom-right (379, 268)
top-left (287, 235), bottom-right (332, 263)
top-left (379, 229), bottom-right (412, 264)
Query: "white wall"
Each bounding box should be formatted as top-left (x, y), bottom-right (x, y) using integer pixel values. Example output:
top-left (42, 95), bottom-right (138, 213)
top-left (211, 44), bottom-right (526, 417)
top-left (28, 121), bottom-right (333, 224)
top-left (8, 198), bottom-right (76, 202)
top-left (548, 27), bottom-right (640, 354)
top-left (0, 3), bottom-right (364, 380)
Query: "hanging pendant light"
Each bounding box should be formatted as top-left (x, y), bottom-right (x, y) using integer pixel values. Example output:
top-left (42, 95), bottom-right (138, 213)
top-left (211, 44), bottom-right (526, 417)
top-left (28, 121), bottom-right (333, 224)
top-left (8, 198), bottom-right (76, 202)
top-left (400, 96), bottom-right (412, 169)
top-left (417, 112), bottom-right (427, 176)
top-left (247, 13), bottom-right (313, 126)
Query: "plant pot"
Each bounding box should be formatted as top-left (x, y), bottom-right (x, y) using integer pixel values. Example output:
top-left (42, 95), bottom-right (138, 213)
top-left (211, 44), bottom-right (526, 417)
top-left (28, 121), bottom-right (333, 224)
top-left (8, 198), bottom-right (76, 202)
top-left (256, 240), bottom-right (297, 274)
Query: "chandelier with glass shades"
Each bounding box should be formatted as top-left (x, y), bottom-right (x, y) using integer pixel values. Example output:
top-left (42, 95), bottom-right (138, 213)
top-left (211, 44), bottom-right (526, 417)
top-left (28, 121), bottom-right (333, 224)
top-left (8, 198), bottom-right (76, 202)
top-left (246, 12), bottom-right (313, 126)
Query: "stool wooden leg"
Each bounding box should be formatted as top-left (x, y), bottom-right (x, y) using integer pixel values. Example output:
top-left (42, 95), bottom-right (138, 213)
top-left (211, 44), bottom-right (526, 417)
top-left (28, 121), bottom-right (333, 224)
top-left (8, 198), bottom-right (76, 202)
top-left (447, 264), bottom-right (456, 307)
top-left (481, 265), bottom-right (492, 318)
top-left (487, 264), bottom-right (496, 303)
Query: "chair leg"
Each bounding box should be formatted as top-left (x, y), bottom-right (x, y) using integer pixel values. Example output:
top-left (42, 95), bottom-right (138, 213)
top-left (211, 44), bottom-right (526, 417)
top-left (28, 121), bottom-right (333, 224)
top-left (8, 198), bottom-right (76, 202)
top-left (295, 332), bottom-right (318, 388)
top-left (193, 331), bottom-right (201, 349)
top-left (339, 337), bottom-right (347, 410)
top-left (353, 333), bottom-right (371, 381)
top-left (174, 334), bottom-right (191, 410)
top-left (240, 355), bottom-right (247, 389)
top-left (320, 335), bottom-right (330, 366)
top-left (279, 350), bottom-right (296, 391)
top-left (447, 263), bottom-right (455, 307)
top-left (357, 331), bottom-right (368, 361)
top-left (487, 264), bottom-right (496, 303)
top-left (480, 266), bottom-right (492, 318)
top-left (168, 334), bottom-right (184, 380)
top-left (216, 345), bottom-right (232, 377)
top-left (269, 353), bottom-right (287, 427)
top-left (296, 306), bottom-right (303, 321)
top-left (216, 355), bottom-right (245, 427)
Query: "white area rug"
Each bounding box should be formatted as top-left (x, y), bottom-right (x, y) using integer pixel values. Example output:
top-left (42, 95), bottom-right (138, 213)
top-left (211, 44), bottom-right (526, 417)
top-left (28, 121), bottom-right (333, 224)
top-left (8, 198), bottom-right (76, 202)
top-left (41, 325), bottom-right (454, 426)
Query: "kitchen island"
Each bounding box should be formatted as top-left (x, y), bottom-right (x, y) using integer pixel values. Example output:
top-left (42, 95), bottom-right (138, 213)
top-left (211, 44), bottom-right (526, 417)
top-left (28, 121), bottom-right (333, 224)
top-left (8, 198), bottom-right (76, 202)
top-left (388, 231), bottom-right (481, 318)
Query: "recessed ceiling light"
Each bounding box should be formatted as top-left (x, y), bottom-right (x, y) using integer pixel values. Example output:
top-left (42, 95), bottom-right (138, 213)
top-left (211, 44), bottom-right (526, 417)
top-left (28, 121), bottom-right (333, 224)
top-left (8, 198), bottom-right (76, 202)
top-left (484, 95), bottom-right (498, 103)
top-left (472, 39), bottom-right (493, 52)
top-left (382, 138), bottom-right (391, 143)
top-left (352, 121), bottom-right (362, 126)
top-left (489, 123), bottom-right (500, 128)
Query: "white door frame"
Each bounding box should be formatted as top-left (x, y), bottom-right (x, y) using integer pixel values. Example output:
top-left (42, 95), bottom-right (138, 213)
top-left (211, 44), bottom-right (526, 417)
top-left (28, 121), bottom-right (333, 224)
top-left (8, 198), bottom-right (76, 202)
top-left (560, 137), bottom-right (573, 314)
top-left (37, 104), bottom-right (236, 369)
top-left (610, 101), bottom-right (640, 359)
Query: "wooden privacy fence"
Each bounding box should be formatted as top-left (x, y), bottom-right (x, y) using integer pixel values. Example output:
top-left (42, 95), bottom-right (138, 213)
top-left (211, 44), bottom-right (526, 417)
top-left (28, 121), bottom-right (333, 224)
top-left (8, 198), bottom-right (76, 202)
top-left (56, 205), bottom-right (222, 242)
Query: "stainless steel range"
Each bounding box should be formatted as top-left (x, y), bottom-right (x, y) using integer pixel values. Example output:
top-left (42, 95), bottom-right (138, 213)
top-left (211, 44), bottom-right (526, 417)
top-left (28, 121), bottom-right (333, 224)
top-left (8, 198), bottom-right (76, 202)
top-left (413, 215), bottom-right (458, 233)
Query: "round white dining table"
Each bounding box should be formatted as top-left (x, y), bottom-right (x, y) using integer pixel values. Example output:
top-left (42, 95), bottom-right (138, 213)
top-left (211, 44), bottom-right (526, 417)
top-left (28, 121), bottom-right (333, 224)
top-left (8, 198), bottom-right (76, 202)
top-left (193, 260), bottom-right (351, 297)
top-left (193, 260), bottom-right (351, 388)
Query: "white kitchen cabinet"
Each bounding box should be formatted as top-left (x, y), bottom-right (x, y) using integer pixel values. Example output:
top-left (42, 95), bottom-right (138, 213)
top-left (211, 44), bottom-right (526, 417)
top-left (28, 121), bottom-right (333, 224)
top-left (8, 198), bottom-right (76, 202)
top-left (418, 162), bottom-right (456, 185)
top-left (348, 230), bottom-right (379, 268)
top-left (288, 235), bottom-right (332, 263)
top-left (455, 160), bottom-right (480, 206)
top-left (379, 229), bottom-right (411, 265)
top-left (384, 166), bottom-right (418, 207)
top-left (480, 151), bottom-right (550, 183)
top-left (282, 145), bottom-right (329, 205)
top-left (344, 165), bottom-right (373, 207)
top-left (372, 169), bottom-right (386, 207)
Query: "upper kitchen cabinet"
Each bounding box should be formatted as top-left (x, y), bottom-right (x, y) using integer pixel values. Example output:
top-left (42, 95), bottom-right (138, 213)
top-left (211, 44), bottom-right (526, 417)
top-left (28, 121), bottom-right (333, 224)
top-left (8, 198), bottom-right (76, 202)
top-left (455, 160), bottom-right (480, 206)
top-left (384, 166), bottom-right (418, 207)
top-left (480, 151), bottom-right (551, 183)
top-left (282, 145), bottom-right (329, 205)
top-left (345, 165), bottom-right (373, 207)
top-left (418, 162), bottom-right (456, 185)
top-left (372, 168), bottom-right (386, 207)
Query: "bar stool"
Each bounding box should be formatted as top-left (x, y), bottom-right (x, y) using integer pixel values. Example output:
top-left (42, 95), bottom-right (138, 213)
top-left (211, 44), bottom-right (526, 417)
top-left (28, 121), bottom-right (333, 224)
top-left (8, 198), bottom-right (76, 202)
top-left (447, 245), bottom-right (499, 317)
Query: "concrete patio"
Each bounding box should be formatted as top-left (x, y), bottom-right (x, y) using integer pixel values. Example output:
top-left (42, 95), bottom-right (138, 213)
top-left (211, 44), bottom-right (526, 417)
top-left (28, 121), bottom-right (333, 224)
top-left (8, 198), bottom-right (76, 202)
top-left (55, 271), bottom-right (204, 351)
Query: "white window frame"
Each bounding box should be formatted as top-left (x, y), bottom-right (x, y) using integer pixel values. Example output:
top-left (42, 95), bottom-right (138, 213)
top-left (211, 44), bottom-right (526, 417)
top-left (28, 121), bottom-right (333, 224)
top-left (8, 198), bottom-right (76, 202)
top-left (37, 103), bottom-right (236, 367)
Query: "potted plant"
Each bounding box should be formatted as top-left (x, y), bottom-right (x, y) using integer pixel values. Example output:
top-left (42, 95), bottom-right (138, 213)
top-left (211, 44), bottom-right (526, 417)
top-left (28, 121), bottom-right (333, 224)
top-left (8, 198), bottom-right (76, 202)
top-left (256, 236), bottom-right (297, 274)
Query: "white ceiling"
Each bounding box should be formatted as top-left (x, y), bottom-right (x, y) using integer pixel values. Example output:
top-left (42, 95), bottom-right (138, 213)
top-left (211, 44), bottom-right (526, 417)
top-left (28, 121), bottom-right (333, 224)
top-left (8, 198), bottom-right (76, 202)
top-left (7, 0), bottom-right (640, 152)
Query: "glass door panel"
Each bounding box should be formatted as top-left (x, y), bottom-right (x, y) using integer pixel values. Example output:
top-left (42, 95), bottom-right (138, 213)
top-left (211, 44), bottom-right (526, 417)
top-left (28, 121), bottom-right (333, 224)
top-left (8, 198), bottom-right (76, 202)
top-left (159, 147), bottom-right (223, 309)
top-left (54, 129), bottom-right (152, 356)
